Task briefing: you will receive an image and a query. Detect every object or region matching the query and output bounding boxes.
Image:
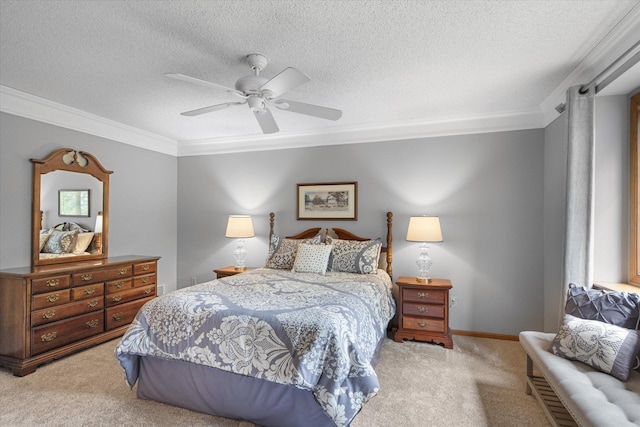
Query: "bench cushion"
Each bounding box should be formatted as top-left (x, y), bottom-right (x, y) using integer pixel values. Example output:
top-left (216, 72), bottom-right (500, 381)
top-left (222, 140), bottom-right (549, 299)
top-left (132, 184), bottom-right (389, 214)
top-left (520, 331), bottom-right (640, 427)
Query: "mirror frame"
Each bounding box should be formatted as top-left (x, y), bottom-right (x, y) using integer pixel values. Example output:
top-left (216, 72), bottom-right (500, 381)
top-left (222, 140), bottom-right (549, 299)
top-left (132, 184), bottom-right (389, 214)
top-left (32, 148), bottom-right (112, 266)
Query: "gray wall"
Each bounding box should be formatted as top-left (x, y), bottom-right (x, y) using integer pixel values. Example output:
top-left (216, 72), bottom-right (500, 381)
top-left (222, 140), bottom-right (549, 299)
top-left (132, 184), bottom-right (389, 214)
top-left (0, 112), bottom-right (178, 292)
top-left (177, 129), bottom-right (546, 335)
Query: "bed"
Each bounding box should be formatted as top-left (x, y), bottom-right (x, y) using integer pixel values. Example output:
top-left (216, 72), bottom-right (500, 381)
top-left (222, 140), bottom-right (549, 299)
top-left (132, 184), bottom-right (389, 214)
top-left (116, 212), bottom-right (396, 427)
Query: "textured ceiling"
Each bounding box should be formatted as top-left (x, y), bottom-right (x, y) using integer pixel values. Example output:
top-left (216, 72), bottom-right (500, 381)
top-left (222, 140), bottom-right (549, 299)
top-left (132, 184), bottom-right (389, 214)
top-left (1, 1), bottom-right (639, 155)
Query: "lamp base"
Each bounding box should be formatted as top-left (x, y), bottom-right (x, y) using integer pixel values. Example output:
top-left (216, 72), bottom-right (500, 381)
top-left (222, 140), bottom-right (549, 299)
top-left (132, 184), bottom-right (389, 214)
top-left (233, 266), bottom-right (248, 271)
top-left (416, 277), bottom-right (432, 283)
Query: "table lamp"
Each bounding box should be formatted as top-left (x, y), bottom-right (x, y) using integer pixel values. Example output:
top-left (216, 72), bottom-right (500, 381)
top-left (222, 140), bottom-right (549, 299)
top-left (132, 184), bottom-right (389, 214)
top-left (406, 216), bottom-right (443, 283)
top-left (225, 215), bottom-right (255, 270)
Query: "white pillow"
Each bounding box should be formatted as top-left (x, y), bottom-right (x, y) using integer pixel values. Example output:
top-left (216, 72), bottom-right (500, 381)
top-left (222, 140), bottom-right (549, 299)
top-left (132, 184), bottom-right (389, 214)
top-left (292, 244), bottom-right (332, 275)
top-left (73, 232), bottom-right (95, 253)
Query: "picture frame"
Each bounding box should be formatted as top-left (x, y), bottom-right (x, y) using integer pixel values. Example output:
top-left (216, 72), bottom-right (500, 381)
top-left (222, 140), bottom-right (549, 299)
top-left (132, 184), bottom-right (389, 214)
top-left (297, 182), bottom-right (357, 220)
top-left (58, 189), bottom-right (90, 217)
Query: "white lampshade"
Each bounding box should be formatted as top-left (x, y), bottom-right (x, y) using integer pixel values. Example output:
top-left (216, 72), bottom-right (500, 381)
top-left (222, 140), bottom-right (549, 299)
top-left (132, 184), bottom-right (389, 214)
top-left (225, 215), bottom-right (255, 238)
top-left (406, 216), bottom-right (443, 242)
top-left (95, 211), bottom-right (103, 233)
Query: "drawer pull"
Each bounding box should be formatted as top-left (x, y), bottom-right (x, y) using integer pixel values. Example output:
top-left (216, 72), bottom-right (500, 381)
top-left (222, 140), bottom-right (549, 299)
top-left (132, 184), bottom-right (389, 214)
top-left (84, 287), bottom-right (95, 295)
top-left (417, 306), bottom-right (429, 313)
top-left (45, 279), bottom-right (60, 287)
top-left (112, 295), bottom-right (122, 302)
top-left (112, 313), bottom-right (123, 321)
top-left (141, 277), bottom-right (149, 284)
top-left (46, 294), bottom-right (60, 303)
top-left (115, 282), bottom-right (124, 289)
top-left (417, 321), bottom-right (428, 328)
top-left (417, 292), bottom-right (429, 299)
top-left (41, 332), bottom-right (57, 342)
top-left (143, 288), bottom-right (151, 294)
top-left (118, 268), bottom-right (127, 275)
top-left (141, 264), bottom-right (150, 271)
top-left (42, 310), bottom-right (56, 319)
top-left (86, 319), bottom-right (99, 328)
top-left (81, 273), bottom-right (93, 281)
top-left (87, 300), bottom-right (99, 308)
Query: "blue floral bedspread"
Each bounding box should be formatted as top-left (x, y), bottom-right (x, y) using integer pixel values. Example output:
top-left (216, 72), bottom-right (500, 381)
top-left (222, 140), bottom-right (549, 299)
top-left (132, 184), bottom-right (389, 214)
top-left (116, 268), bottom-right (396, 427)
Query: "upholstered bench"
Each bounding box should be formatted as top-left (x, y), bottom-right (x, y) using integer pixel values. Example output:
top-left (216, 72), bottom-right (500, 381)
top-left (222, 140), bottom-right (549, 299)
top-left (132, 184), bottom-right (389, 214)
top-left (520, 330), bottom-right (640, 427)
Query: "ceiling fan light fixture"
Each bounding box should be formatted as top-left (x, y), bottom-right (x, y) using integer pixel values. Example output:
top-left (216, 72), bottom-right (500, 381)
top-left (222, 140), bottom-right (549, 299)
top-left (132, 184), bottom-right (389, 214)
top-left (248, 96), bottom-right (265, 112)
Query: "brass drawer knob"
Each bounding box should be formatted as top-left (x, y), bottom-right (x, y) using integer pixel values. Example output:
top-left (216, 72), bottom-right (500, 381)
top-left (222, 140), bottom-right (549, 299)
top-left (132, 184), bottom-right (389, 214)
top-left (112, 295), bottom-right (122, 302)
top-left (86, 319), bottom-right (99, 328)
top-left (118, 268), bottom-right (127, 275)
top-left (84, 287), bottom-right (95, 295)
top-left (417, 292), bottom-right (429, 299)
top-left (46, 294), bottom-right (60, 303)
top-left (112, 313), bottom-right (123, 321)
top-left (81, 273), bottom-right (93, 281)
top-left (141, 264), bottom-right (150, 271)
top-left (143, 288), bottom-right (151, 294)
top-left (141, 277), bottom-right (149, 284)
top-left (42, 310), bottom-right (56, 319)
top-left (417, 306), bottom-right (428, 313)
top-left (46, 279), bottom-right (59, 287)
top-left (87, 300), bottom-right (98, 308)
top-left (418, 321), bottom-right (428, 328)
top-left (41, 332), bottom-right (57, 342)
top-left (115, 282), bottom-right (124, 289)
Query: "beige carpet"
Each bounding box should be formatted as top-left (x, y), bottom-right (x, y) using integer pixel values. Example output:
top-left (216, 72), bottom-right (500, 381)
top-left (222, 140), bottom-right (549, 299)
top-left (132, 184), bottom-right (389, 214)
top-left (0, 335), bottom-right (550, 426)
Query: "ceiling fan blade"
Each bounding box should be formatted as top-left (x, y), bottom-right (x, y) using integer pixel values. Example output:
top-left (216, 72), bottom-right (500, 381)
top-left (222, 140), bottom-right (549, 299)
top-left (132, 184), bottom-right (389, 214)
top-left (165, 73), bottom-right (246, 97)
top-left (276, 100), bottom-right (342, 121)
top-left (181, 101), bottom-right (246, 116)
top-left (260, 67), bottom-right (310, 98)
top-left (253, 108), bottom-right (279, 134)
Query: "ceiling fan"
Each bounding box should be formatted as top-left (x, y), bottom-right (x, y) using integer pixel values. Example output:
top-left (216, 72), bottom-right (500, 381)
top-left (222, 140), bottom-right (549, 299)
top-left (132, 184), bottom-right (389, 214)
top-left (166, 54), bottom-right (342, 134)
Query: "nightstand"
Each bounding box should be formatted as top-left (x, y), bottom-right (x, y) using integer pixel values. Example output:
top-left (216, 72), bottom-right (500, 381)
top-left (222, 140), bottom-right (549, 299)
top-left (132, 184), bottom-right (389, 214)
top-left (394, 276), bottom-right (453, 349)
top-left (213, 265), bottom-right (250, 279)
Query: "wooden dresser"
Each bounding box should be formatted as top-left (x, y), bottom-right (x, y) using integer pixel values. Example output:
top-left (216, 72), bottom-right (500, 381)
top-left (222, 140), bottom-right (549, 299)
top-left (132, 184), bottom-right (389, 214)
top-left (0, 255), bottom-right (159, 376)
top-left (393, 276), bottom-right (453, 349)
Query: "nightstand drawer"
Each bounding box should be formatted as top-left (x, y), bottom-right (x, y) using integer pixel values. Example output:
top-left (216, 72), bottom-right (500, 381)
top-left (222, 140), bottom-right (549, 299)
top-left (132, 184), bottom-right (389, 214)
top-left (402, 302), bottom-right (444, 319)
top-left (403, 316), bottom-right (445, 333)
top-left (403, 288), bottom-right (446, 304)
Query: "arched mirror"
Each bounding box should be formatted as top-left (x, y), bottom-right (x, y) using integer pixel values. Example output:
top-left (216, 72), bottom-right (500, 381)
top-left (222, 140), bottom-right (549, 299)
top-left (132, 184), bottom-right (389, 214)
top-left (31, 148), bottom-right (112, 266)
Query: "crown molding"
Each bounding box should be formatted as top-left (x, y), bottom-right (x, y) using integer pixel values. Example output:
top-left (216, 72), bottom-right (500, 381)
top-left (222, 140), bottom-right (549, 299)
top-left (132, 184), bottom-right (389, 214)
top-left (540, 4), bottom-right (640, 125)
top-left (0, 85), bottom-right (178, 156)
top-left (177, 109), bottom-right (544, 156)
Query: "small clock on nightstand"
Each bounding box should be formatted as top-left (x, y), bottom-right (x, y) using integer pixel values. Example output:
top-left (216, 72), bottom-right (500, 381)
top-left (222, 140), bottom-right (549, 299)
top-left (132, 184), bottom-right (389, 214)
top-left (394, 276), bottom-right (453, 349)
top-left (213, 265), bottom-right (250, 279)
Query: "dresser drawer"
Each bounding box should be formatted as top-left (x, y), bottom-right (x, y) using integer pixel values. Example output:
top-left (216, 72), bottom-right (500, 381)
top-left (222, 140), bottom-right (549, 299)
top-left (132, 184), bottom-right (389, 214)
top-left (32, 289), bottom-right (72, 310)
top-left (106, 278), bottom-right (133, 294)
top-left (133, 273), bottom-right (156, 288)
top-left (71, 283), bottom-right (105, 301)
top-left (104, 265), bottom-right (133, 281)
top-left (72, 270), bottom-right (107, 286)
top-left (31, 275), bottom-right (71, 294)
top-left (106, 296), bottom-right (154, 330)
top-left (402, 302), bottom-right (445, 319)
top-left (31, 311), bottom-right (104, 356)
top-left (31, 298), bottom-right (104, 326)
top-left (134, 261), bottom-right (156, 275)
top-left (403, 288), bottom-right (446, 304)
top-left (106, 285), bottom-right (156, 307)
top-left (403, 316), bottom-right (446, 333)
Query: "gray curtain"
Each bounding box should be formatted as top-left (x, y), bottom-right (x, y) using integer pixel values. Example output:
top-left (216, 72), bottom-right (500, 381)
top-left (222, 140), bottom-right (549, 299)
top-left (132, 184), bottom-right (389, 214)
top-left (562, 84), bottom-right (596, 307)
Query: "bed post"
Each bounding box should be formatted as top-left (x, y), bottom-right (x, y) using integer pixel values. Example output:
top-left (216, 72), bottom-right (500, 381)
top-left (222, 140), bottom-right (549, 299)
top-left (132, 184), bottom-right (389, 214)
top-left (386, 212), bottom-right (393, 279)
top-left (269, 212), bottom-right (275, 244)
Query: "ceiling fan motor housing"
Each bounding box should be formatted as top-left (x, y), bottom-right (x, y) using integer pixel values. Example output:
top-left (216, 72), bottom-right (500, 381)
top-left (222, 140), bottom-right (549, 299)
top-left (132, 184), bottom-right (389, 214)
top-left (235, 75), bottom-right (269, 95)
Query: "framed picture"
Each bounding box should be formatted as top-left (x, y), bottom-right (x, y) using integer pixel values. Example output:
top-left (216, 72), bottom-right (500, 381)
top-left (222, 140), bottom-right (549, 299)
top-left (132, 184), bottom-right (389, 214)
top-left (297, 182), bottom-right (357, 220)
top-left (58, 189), bottom-right (90, 217)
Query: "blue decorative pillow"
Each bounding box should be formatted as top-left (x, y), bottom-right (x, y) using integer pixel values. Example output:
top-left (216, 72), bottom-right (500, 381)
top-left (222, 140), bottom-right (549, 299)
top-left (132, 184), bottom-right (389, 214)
top-left (265, 234), bottom-right (322, 270)
top-left (326, 236), bottom-right (381, 274)
top-left (565, 283), bottom-right (640, 330)
top-left (549, 314), bottom-right (640, 381)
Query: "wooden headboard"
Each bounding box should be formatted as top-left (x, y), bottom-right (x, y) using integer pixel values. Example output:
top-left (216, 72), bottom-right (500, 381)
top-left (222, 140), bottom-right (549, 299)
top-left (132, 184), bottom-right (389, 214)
top-left (268, 211), bottom-right (393, 278)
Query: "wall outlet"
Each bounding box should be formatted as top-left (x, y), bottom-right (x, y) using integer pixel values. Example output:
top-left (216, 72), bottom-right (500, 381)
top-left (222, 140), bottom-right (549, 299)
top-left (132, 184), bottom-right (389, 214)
top-left (157, 284), bottom-right (165, 295)
top-left (191, 277), bottom-right (197, 286)
top-left (450, 297), bottom-right (458, 308)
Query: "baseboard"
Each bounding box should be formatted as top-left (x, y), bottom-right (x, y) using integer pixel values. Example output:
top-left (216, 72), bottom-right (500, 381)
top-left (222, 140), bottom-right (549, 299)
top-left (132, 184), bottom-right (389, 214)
top-left (451, 329), bottom-right (519, 341)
